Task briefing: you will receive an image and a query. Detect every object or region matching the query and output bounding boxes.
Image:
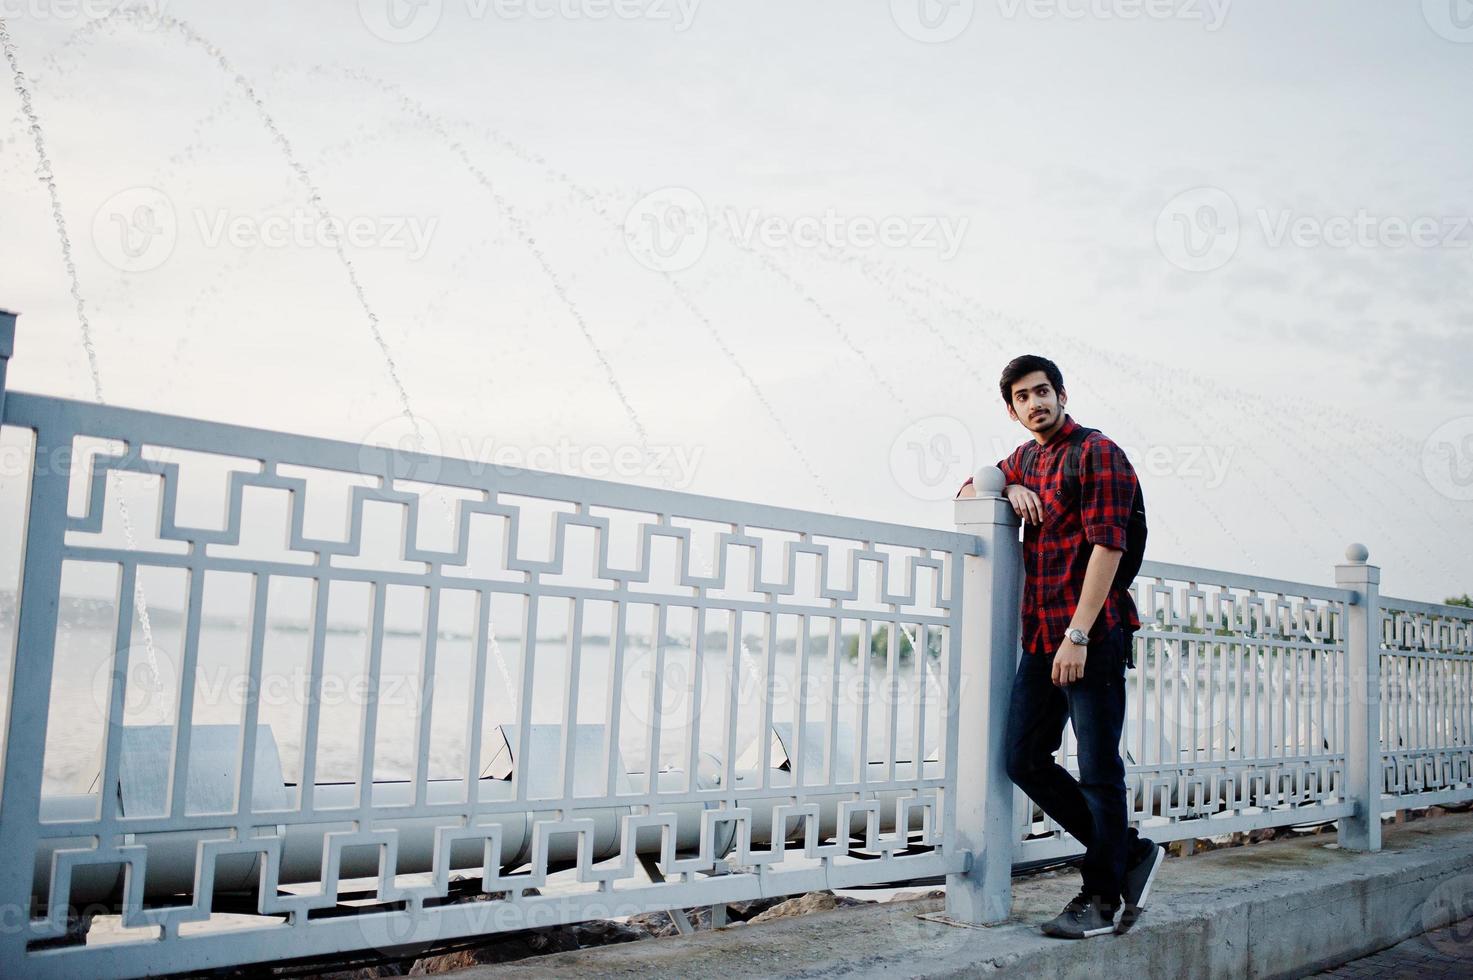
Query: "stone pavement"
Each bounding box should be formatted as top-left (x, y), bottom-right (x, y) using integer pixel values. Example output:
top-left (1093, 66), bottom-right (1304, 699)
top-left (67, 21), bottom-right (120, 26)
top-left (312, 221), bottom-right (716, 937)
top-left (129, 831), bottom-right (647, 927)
top-left (442, 813), bottom-right (1473, 979)
top-left (1306, 919), bottom-right (1473, 979)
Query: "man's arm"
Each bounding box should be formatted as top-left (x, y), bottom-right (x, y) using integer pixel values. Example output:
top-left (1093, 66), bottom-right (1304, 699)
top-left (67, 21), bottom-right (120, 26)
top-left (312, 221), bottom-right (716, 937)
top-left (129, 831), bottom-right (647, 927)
top-left (956, 452), bottom-right (1043, 522)
top-left (1070, 545), bottom-right (1123, 640)
top-left (1051, 436), bottom-right (1138, 686)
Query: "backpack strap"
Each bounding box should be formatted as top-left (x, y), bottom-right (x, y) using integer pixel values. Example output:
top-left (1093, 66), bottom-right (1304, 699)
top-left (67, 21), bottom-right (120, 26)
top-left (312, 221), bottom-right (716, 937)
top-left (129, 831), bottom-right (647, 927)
top-left (1058, 426), bottom-right (1098, 500)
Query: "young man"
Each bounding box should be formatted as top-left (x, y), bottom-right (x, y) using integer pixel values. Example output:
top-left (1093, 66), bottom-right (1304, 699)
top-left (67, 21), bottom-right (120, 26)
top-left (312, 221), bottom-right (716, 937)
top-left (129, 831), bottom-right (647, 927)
top-left (957, 354), bottom-right (1165, 938)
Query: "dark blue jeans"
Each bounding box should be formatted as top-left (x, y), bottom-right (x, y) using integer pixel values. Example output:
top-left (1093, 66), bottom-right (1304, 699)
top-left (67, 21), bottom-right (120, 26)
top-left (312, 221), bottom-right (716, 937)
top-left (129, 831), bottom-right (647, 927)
top-left (1004, 624), bottom-right (1149, 907)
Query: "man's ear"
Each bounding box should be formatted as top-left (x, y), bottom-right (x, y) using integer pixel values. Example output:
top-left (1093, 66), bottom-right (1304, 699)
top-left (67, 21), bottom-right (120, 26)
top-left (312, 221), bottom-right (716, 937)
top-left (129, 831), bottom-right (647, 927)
top-left (1005, 402), bottom-right (1019, 421)
top-left (1057, 386), bottom-right (1067, 411)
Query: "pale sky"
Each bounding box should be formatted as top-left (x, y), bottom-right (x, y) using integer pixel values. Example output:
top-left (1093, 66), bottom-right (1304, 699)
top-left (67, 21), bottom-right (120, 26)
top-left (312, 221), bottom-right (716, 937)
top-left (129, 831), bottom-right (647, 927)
top-left (1, 0), bottom-right (1470, 601)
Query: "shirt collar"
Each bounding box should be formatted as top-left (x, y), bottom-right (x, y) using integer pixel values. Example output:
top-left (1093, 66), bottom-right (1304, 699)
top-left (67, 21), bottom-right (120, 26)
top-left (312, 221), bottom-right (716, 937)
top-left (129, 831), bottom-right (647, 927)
top-left (1039, 413), bottom-right (1079, 449)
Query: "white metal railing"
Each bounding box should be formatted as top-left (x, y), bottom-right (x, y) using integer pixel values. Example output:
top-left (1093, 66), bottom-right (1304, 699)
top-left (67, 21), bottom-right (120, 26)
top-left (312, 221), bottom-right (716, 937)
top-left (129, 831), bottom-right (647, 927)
top-left (1378, 595), bottom-right (1473, 811)
top-left (0, 309), bottom-right (1469, 976)
top-left (1013, 559), bottom-right (1357, 867)
top-left (0, 316), bottom-right (976, 976)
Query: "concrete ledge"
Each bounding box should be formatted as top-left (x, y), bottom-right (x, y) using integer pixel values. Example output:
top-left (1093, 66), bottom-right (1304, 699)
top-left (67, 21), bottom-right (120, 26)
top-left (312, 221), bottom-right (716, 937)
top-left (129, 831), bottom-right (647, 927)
top-left (448, 814), bottom-right (1473, 979)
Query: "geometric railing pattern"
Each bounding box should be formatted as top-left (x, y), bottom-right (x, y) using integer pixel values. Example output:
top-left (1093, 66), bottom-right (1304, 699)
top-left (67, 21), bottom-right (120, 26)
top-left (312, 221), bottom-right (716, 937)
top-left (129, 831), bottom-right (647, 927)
top-left (0, 391), bottom-right (973, 978)
top-left (0, 369), bottom-right (1466, 977)
top-left (1016, 561), bottom-right (1354, 863)
top-left (1379, 596), bottom-right (1473, 804)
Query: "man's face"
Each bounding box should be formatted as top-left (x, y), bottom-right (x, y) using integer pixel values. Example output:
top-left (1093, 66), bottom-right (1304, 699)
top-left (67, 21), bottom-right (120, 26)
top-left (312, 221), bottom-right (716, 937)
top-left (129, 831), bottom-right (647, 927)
top-left (1007, 370), bottom-right (1066, 436)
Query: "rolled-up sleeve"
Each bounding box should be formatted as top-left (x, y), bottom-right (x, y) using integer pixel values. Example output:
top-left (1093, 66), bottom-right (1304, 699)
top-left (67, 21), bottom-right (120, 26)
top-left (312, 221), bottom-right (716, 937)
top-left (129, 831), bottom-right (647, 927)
top-left (1080, 437), bottom-right (1137, 551)
top-left (998, 447), bottom-right (1023, 486)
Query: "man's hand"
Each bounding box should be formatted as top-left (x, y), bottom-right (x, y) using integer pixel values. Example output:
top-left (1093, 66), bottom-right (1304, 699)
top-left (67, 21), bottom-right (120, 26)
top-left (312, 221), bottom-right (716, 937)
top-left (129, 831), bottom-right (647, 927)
top-left (1051, 639), bottom-right (1087, 686)
top-left (1005, 484), bottom-right (1044, 524)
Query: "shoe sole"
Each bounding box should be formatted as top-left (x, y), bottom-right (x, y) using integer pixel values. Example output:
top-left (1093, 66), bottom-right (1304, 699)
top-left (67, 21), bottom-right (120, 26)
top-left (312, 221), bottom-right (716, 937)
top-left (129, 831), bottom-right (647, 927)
top-left (1041, 923), bottom-right (1116, 939)
top-left (1116, 846), bottom-right (1165, 934)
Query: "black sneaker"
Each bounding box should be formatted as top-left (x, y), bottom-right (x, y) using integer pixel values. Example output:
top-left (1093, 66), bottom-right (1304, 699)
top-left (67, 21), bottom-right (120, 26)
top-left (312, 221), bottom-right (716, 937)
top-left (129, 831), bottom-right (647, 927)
top-left (1040, 890), bottom-right (1118, 939)
top-left (1116, 842), bottom-right (1165, 934)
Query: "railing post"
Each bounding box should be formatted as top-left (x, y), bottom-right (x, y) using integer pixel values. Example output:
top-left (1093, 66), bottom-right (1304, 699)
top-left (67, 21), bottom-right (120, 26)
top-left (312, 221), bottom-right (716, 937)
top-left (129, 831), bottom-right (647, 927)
top-left (1336, 543), bottom-right (1382, 852)
top-left (0, 308), bottom-right (16, 422)
top-left (946, 466), bottom-right (1021, 925)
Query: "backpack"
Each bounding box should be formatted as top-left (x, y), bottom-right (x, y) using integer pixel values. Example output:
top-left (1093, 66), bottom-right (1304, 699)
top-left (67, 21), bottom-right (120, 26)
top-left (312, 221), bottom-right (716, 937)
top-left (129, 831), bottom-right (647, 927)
top-left (1023, 425), bottom-right (1148, 615)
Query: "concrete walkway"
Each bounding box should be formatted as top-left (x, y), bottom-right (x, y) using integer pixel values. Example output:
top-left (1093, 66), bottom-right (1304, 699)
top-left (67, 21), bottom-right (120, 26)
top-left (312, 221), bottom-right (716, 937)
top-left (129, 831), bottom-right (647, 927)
top-left (449, 814), bottom-right (1473, 979)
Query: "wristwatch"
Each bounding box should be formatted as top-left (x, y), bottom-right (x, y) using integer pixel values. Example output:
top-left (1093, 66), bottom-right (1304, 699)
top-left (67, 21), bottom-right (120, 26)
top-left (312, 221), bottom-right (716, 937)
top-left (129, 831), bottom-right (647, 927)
top-left (1065, 627), bottom-right (1089, 647)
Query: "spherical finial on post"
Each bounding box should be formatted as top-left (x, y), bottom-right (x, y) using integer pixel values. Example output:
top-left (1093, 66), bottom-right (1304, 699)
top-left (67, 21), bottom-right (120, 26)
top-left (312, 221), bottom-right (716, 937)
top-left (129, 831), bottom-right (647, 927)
top-left (972, 465), bottom-right (1007, 496)
top-left (1345, 543), bottom-right (1369, 564)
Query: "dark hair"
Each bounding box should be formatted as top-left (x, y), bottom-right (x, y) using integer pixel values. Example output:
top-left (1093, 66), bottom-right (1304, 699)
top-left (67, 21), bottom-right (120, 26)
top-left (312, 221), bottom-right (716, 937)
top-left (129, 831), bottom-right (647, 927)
top-left (999, 354), bottom-right (1064, 406)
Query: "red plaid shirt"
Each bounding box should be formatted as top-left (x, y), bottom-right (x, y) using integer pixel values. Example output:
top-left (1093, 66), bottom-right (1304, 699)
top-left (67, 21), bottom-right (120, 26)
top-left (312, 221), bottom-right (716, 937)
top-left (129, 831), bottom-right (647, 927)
top-left (962, 415), bottom-right (1140, 656)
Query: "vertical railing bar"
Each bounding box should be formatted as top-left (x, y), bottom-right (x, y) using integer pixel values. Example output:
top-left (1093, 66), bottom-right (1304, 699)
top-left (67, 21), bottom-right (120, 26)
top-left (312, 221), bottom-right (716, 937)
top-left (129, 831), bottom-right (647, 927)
top-left (1171, 628), bottom-right (1182, 771)
top-left (1205, 629), bottom-right (1216, 765)
top-left (719, 605), bottom-right (741, 808)
top-left (412, 584), bottom-right (442, 809)
top-left (824, 613), bottom-right (842, 788)
top-left (911, 621), bottom-right (927, 784)
top-left (885, 613), bottom-right (900, 786)
top-left (856, 617), bottom-right (873, 787)
top-left (167, 556), bottom-right (206, 819)
top-left (559, 596), bottom-right (586, 803)
top-left (1253, 635), bottom-right (1263, 761)
top-left (1138, 583), bottom-right (1151, 767)
top-left (462, 587), bottom-right (492, 812)
top-left (513, 586), bottom-right (540, 803)
top-left (793, 611), bottom-right (811, 793)
top-left (1319, 621), bottom-right (1331, 751)
top-left (943, 552), bottom-right (963, 849)
top-left (758, 603), bottom-right (778, 788)
top-left (686, 602), bottom-right (708, 794)
top-left (350, 580), bottom-right (385, 819)
top-left (1290, 634), bottom-right (1300, 759)
top-left (236, 571), bottom-right (270, 822)
top-left (603, 597), bottom-right (629, 799)
top-left (97, 561), bottom-right (137, 834)
top-left (1187, 632), bottom-right (1197, 766)
top-left (645, 602), bottom-right (668, 796)
top-left (356, 582), bottom-right (387, 814)
top-left (1154, 625), bottom-right (1166, 769)
top-left (297, 567), bottom-right (331, 815)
